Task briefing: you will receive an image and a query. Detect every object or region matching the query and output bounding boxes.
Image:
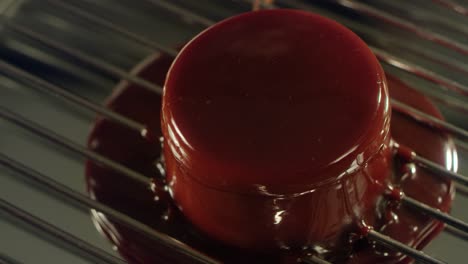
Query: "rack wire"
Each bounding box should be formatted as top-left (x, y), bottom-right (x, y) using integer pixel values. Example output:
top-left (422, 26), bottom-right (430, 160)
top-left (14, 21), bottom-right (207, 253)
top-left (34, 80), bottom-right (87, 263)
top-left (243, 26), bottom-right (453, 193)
top-left (0, 0), bottom-right (467, 263)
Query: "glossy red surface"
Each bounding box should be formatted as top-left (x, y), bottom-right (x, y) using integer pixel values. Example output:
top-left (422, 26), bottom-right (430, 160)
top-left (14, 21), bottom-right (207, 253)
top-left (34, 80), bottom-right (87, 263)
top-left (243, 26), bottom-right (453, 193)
top-left (85, 52), bottom-right (454, 263)
top-left (162, 9), bottom-right (390, 193)
top-left (162, 9), bottom-right (392, 251)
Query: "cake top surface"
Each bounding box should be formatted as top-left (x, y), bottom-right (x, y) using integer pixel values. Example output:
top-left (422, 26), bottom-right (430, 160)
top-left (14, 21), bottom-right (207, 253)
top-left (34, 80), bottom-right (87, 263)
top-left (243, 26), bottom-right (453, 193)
top-left (163, 9), bottom-right (389, 189)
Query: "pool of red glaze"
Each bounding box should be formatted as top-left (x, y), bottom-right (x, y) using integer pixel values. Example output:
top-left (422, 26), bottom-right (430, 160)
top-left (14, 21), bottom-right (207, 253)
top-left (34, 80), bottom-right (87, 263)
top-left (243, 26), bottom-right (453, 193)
top-left (86, 51), bottom-right (455, 263)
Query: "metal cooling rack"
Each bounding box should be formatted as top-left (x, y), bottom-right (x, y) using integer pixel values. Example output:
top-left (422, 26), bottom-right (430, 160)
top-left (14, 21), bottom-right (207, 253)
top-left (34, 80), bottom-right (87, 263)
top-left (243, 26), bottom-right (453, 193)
top-left (0, 0), bottom-right (467, 263)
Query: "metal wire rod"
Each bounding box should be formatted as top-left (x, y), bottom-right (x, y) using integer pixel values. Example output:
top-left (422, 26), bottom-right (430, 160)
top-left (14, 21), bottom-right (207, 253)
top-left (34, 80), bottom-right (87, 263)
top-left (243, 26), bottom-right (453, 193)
top-left (4, 20), bottom-right (163, 94)
top-left (0, 59), bottom-right (148, 137)
top-left (45, 0), bottom-right (178, 57)
top-left (0, 107), bottom-right (149, 185)
top-left (0, 153), bottom-right (220, 264)
top-left (367, 230), bottom-right (446, 264)
top-left (0, 200), bottom-right (127, 264)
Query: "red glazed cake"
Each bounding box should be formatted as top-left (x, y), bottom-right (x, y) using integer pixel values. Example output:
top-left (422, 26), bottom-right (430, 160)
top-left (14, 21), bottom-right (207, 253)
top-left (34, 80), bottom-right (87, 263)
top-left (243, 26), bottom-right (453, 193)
top-left (162, 9), bottom-right (391, 252)
top-left (86, 9), bottom-right (455, 264)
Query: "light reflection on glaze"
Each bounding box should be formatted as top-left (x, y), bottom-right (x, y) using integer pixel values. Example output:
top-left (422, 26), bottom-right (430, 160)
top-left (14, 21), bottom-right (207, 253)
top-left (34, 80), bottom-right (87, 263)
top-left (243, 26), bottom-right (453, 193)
top-left (329, 145), bottom-right (359, 166)
top-left (273, 210), bottom-right (285, 225)
top-left (170, 117), bottom-right (194, 151)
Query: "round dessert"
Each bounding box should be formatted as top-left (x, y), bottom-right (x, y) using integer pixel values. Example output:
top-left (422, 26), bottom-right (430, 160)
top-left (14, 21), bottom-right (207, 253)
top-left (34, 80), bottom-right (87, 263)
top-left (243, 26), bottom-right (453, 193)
top-left (162, 9), bottom-right (391, 252)
top-left (85, 10), bottom-right (455, 264)
top-left (86, 53), bottom-right (454, 264)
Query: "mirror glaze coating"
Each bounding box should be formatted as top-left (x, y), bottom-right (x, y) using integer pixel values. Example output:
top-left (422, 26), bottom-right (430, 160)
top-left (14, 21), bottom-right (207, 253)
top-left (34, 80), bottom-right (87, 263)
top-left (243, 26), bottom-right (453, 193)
top-left (85, 52), bottom-right (454, 264)
top-left (162, 10), bottom-right (391, 250)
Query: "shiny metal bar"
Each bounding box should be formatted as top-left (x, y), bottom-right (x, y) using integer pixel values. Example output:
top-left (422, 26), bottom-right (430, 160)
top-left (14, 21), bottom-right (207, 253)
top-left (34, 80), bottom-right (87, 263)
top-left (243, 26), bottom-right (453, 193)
top-left (376, 1), bottom-right (468, 36)
top-left (391, 98), bottom-right (468, 141)
top-left (421, 91), bottom-right (468, 114)
top-left (413, 154), bottom-right (468, 187)
top-left (143, 0), bottom-right (215, 27)
top-left (301, 255), bottom-right (332, 264)
top-left (261, 0), bottom-right (468, 99)
top-left (10, 0), bottom-right (468, 118)
top-left (402, 195), bottom-right (468, 234)
top-left (445, 225), bottom-right (468, 242)
top-left (367, 230), bottom-right (446, 264)
top-left (388, 41), bottom-right (468, 76)
top-left (372, 47), bottom-right (468, 97)
top-left (432, 0), bottom-right (468, 16)
top-left (4, 20), bottom-right (163, 94)
top-left (16, 0), bottom-right (468, 106)
top-left (252, 0), bottom-right (275, 10)
top-left (251, 0), bottom-right (468, 81)
top-left (0, 107), bottom-right (149, 185)
top-left (0, 154), bottom-right (220, 264)
top-left (0, 253), bottom-right (23, 264)
top-left (0, 200), bottom-right (127, 264)
top-left (454, 139), bottom-right (468, 153)
top-left (0, 59), bottom-right (148, 137)
top-left (4, 9), bottom-right (468, 139)
top-left (328, 0), bottom-right (468, 56)
top-left (45, 0), bottom-right (178, 57)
